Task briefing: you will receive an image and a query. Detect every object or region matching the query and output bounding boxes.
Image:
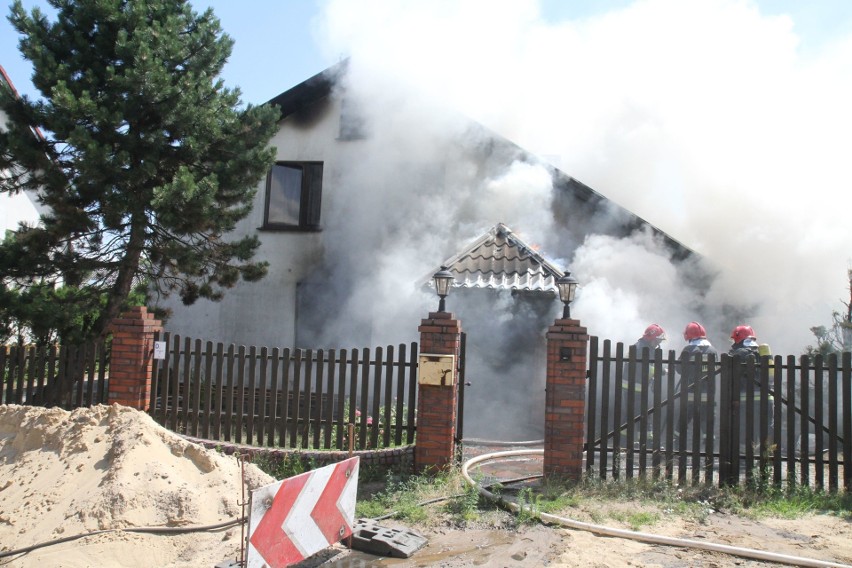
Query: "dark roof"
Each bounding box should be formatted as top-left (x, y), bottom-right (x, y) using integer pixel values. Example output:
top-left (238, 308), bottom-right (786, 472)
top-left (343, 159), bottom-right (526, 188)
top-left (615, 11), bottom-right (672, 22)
top-left (265, 60), bottom-right (348, 121)
top-left (426, 223), bottom-right (564, 294)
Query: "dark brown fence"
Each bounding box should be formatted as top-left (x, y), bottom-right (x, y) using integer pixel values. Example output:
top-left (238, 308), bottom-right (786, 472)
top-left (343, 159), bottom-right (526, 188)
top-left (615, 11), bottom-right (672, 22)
top-left (1, 342), bottom-right (110, 408)
top-left (150, 333), bottom-right (419, 452)
top-left (586, 337), bottom-right (852, 491)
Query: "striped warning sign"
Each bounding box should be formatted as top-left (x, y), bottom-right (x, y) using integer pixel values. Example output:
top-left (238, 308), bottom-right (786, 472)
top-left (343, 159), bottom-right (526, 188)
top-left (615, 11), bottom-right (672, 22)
top-left (247, 457), bottom-right (359, 567)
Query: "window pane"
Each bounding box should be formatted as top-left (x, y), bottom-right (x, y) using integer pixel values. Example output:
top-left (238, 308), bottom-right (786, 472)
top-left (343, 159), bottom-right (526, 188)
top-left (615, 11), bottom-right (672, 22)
top-left (267, 164), bottom-right (302, 225)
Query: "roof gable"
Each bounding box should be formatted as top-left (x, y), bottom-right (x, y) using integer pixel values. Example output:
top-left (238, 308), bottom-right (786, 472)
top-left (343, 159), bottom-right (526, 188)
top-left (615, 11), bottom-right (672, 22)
top-left (433, 223), bottom-right (564, 295)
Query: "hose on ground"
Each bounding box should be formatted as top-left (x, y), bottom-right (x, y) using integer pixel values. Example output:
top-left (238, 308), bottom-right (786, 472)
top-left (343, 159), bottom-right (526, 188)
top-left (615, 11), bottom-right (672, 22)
top-left (461, 449), bottom-right (850, 568)
top-left (0, 517), bottom-right (243, 561)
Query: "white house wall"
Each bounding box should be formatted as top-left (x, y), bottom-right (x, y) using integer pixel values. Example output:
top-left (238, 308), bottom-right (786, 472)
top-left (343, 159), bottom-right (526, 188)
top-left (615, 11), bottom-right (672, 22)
top-left (1, 106), bottom-right (45, 235)
top-left (157, 97), bottom-right (338, 348)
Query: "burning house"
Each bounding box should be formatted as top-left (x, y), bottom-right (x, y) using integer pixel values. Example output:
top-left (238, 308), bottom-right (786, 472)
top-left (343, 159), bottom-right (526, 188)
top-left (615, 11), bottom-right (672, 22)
top-left (156, 60), bottom-right (710, 440)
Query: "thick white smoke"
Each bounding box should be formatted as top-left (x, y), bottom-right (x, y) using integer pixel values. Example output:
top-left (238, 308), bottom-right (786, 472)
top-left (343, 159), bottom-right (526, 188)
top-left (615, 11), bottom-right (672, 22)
top-left (316, 0), bottom-right (852, 355)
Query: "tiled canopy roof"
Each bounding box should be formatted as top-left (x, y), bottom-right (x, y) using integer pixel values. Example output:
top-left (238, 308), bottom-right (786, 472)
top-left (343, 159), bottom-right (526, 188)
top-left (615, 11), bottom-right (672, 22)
top-left (433, 223), bottom-right (565, 294)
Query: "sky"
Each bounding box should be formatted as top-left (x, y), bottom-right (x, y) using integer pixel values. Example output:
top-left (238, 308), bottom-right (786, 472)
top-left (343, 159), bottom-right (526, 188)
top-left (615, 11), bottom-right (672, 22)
top-left (2, 0), bottom-right (852, 353)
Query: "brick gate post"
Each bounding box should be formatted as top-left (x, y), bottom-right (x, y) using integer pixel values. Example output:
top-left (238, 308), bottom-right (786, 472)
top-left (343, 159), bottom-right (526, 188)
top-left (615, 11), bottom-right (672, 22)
top-left (544, 317), bottom-right (589, 481)
top-left (107, 306), bottom-right (163, 410)
top-left (415, 311), bottom-right (462, 474)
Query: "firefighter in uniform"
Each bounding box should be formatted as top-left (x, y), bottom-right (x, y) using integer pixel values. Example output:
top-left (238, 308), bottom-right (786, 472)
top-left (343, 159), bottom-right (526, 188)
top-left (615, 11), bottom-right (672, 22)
top-left (674, 322), bottom-right (718, 447)
top-left (729, 325), bottom-right (773, 453)
top-left (614, 324), bottom-right (666, 444)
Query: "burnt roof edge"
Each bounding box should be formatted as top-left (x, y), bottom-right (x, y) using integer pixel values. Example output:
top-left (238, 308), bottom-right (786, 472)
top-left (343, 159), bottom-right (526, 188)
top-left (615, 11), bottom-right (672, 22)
top-left (264, 59), bottom-right (349, 121)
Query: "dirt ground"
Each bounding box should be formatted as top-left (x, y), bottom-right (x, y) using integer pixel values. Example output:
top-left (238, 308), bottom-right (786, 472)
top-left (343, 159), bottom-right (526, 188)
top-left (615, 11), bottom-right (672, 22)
top-left (1, 405), bottom-right (850, 568)
top-left (309, 445), bottom-right (852, 568)
top-left (312, 506), bottom-right (852, 567)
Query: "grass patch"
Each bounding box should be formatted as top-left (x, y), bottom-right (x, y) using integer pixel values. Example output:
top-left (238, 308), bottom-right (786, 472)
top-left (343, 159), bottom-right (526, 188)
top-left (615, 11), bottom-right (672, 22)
top-left (354, 467), bottom-right (499, 526)
top-left (247, 454), bottom-right (852, 532)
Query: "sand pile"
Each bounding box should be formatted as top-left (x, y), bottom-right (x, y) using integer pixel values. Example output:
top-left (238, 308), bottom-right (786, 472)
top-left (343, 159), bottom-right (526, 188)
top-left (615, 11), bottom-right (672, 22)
top-left (0, 404), bottom-right (275, 567)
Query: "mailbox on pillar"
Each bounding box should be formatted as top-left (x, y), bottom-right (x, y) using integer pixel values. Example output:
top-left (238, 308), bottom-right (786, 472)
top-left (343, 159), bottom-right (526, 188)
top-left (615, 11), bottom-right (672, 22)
top-left (418, 354), bottom-right (455, 386)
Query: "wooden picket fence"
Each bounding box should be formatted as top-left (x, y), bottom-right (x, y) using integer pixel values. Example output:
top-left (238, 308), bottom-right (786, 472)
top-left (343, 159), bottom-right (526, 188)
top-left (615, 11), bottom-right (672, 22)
top-left (149, 332), bottom-right (419, 452)
top-left (1, 342), bottom-right (110, 408)
top-left (586, 338), bottom-right (852, 492)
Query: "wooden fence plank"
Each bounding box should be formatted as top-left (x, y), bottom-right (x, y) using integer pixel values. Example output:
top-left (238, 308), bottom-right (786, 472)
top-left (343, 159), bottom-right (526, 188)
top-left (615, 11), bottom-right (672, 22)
top-left (0, 347), bottom-right (8, 404)
top-left (224, 344), bottom-right (235, 442)
top-left (268, 347), bottom-right (280, 448)
top-left (335, 349), bottom-right (348, 450)
top-left (203, 341), bottom-right (214, 440)
top-left (772, 355), bottom-right (783, 487)
top-left (784, 356), bottom-right (797, 488)
top-left (313, 349), bottom-right (324, 449)
top-left (169, 335), bottom-right (181, 432)
top-left (189, 338), bottom-right (202, 437)
top-left (358, 348), bottom-right (370, 449)
top-left (599, 339), bottom-right (612, 479)
top-left (301, 349), bottom-right (313, 449)
top-left (213, 342), bottom-right (225, 440)
top-left (290, 349), bottom-right (303, 448)
top-left (323, 349), bottom-right (336, 450)
top-left (814, 356), bottom-right (825, 490)
top-left (14, 346), bottom-right (26, 405)
top-left (799, 356), bottom-right (810, 487)
top-left (382, 345), bottom-right (393, 448)
top-left (256, 346), bottom-right (268, 447)
top-left (25, 346), bottom-right (39, 406)
top-left (842, 352), bottom-right (851, 492)
top-left (586, 336), bottom-right (599, 475)
top-left (828, 354), bottom-right (839, 492)
top-left (246, 346), bottom-right (257, 445)
top-left (278, 348), bottom-right (291, 448)
top-left (393, 344), bottom-right (406, 447)
top-left (235, 345), bottom-right (247, 445)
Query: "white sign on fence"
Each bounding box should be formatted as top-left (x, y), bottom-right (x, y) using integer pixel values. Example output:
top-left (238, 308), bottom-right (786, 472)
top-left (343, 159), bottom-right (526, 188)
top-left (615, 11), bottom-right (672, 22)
top-left (247, 457), bottom-right (359, 568)
top-left (153, 341), bottom-right (166, 360)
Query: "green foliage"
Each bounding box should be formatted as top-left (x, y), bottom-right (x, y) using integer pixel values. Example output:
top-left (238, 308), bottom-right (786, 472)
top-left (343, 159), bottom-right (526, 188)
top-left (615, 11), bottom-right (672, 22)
top-left (806, 269), bottom-right (852, 356)
top-left (250, 452), bottom-right (312, 480)
top-left (0, 0), bottom-right (280, 340)
top-left (354, 468), bottom-right (487, 525)
top-left (516, 487), bottom-right (541, 524)
top-left (442, 479), bottom-right (482, 523)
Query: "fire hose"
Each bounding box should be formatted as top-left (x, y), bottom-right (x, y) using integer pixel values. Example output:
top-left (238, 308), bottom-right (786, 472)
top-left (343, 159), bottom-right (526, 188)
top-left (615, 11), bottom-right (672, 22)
top-left (0, 518), bottom-right (243, 561)
top-left (461, 449), bottom-right (851, 568)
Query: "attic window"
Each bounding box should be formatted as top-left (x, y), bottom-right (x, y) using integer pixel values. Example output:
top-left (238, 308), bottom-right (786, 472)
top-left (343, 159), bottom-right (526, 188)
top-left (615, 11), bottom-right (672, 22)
top-left (263, 162), bottom-right (323, 231)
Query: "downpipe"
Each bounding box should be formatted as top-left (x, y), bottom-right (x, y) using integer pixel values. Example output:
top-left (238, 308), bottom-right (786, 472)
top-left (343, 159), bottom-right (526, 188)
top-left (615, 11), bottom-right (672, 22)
top-left (461, 449), bottom-right (850, 568)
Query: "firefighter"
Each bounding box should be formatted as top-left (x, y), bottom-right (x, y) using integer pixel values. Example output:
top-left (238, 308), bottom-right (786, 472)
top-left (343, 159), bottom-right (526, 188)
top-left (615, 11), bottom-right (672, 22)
top-left (673, 322), bottom-right (718, 448)
top-left (729, 325), bottom-right (773, 453)
top-left (612, 324), bottom-right (666, 447)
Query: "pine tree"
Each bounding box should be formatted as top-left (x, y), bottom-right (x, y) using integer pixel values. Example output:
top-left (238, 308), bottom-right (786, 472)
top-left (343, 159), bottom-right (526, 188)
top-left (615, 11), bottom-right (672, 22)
top-left (0, 0), bottom-right (279, 340)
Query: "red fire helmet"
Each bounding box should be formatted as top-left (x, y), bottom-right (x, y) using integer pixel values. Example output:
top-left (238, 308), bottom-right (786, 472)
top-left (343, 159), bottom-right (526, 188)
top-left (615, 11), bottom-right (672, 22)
top-left (643, 324), bottom-right (666, 342)
top-left (730, 325), bottom-right (756, 343)
top-left (683, 321), bottom-right (707, 341)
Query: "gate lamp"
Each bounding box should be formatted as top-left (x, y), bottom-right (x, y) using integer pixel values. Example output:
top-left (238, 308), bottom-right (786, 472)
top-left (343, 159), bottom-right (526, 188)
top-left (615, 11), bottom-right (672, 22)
top-left (432, 266), bottom-right (455, 312)
top-left (556, 271), bottom-right (579, 319)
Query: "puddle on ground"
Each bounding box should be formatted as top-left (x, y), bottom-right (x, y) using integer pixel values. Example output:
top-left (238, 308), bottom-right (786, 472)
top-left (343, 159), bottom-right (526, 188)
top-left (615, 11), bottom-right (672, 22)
top-left (296, 530), bottom-right (517, 567)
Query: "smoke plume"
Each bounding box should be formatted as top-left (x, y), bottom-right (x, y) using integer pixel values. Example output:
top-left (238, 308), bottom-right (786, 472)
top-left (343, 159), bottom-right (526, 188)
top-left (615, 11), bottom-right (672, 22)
top-left (312, 0), bottom-right (852, 355)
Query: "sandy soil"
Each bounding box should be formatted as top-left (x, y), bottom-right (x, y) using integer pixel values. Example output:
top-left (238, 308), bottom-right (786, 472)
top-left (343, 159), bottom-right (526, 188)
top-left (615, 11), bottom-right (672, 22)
top-left (0, 404), bottom-right (273, 567)
top-left (1, 404), bottom-right (850, 568)
top-left (318, 507), bottom-right (852, 567)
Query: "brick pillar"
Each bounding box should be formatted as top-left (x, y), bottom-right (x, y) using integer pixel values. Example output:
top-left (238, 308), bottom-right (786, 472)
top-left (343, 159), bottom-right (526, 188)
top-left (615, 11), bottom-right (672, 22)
top-left (107, 306), bottom-right (163, 410)
top-left (415, 311), bottom-right (462, 474)
top-left (543, 317), bottom-right (589, 481)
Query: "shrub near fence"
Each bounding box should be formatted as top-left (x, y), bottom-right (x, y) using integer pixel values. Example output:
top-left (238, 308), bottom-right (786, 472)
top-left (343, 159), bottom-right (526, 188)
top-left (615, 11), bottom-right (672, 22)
top-left (586, 337), bottom-right (852, 492)
top-left (150, 333), bottom-right (419, 452)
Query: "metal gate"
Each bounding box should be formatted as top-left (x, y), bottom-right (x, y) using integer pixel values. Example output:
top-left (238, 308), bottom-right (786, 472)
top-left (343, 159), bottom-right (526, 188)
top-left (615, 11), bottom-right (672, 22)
top-left (455, 331), bottom-right (467, 443)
